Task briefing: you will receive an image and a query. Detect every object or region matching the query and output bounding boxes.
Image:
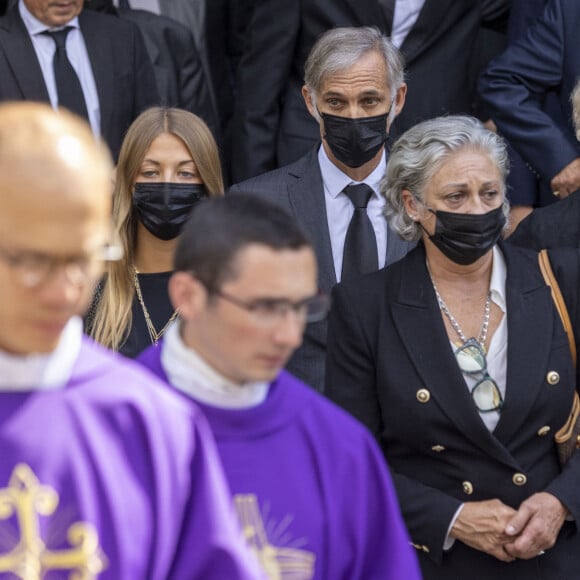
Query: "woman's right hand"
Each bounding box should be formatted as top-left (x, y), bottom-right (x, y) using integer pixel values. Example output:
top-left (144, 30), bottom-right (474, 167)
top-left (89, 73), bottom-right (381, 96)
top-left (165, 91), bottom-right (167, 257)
top-left (450, 499), bottom-right (519, 562)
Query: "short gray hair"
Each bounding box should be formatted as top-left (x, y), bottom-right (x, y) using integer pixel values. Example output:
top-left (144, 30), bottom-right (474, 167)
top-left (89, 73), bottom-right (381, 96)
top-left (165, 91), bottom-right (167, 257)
top-left (304, 26), bottom-right (405, 107)
top-left (572, 78), bottom-right (580, 140)
top-left (381, 115), bottom-right (510, 241)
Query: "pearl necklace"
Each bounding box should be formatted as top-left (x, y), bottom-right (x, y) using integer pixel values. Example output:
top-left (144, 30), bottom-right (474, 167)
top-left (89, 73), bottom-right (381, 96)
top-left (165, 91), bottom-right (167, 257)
top-left (133, 267), bottom-right (179, 346)
top-left (427, 268), bottom-right (491, 352)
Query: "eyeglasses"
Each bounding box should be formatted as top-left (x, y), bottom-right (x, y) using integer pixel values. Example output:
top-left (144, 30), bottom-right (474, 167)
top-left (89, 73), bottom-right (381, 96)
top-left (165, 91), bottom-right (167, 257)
top-left (209, 287), bottom-right (331, 326)
top-left (0, 242), bottom-right (123, 288)
top-left (455, 339), bottom-right (503, 413)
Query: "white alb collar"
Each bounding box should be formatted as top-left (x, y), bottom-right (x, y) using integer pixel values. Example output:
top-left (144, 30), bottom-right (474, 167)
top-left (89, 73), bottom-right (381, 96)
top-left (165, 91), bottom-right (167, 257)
top-left (161, 322), bottom-right (269, 409)
top-left (0, 316), bottom-right (83, 391)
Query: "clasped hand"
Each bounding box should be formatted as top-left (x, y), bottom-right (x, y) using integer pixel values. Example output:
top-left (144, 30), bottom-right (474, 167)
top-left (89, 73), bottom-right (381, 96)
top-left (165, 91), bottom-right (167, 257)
top-left (451, 493), bottom-right (567, 562)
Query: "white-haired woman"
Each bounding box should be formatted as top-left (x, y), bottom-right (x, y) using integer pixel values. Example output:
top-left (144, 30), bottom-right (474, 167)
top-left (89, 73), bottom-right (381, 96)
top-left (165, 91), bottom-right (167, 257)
top-left (326, 115), bottom-right (580, 580)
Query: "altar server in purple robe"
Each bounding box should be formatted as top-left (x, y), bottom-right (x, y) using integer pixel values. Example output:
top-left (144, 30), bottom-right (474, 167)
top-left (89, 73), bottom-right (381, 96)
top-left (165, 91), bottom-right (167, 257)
top-left (0, 102), bottom-right (262, 579)
top-left (137, 194), bottom-right (421, 580)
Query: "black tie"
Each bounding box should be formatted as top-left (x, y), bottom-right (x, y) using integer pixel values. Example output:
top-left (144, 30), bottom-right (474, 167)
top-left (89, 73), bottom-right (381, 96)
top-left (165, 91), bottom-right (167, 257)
top-left (378, 0), bottom-right (396, 35)
top-left (341, 184), bottom-right (379, 281)
top-left (43, 27), bottom-right (89, 120)
top-left (118, 0), bottom-right (131, 9)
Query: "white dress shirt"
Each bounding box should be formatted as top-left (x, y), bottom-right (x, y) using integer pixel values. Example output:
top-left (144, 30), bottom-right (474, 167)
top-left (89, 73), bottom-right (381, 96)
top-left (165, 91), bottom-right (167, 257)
top-left (113, 0), bottom-right (161, 12)
top-left (19, 0), bottom-right (101, 137)
top-left (161, 322), bottom-right (269, 409)
top-left (442, 246), bottom-right (508, 433)
top-left (443, 245), bottom-right (508, 549)
top-left (0, 316), bottom-right (82, 391)
top-left (318, 145), bottom-right (388, 282)
top-left (391, 0), bottom-right (426, 48)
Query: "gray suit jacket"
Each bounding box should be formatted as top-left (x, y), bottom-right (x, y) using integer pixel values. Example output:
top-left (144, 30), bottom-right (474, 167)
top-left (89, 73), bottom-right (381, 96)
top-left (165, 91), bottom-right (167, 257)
top-left (229, 147), bottom-right (413, 392)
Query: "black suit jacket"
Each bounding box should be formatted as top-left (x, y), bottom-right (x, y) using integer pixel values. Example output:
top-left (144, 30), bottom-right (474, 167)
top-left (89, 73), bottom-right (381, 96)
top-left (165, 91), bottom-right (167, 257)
top-left (325, 241), bottom-right (580, 578)
top-left (392, 0), bottom-right (509, 133)
top-left (480, 0), bottom-right (580, 185)
top-left (509, 191), bottom-right (580, 250)
top-left (0, 6), bottom-right (159, 159)
top-left (229, 147), bottom-right (413, 392)
top-left (230, 0), bottom-right (509, 182)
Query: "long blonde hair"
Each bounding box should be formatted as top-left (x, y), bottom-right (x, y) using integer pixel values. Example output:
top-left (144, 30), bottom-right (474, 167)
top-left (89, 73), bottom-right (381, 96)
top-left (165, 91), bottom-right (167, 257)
top-left (89, 107), bottom-right (224, 350)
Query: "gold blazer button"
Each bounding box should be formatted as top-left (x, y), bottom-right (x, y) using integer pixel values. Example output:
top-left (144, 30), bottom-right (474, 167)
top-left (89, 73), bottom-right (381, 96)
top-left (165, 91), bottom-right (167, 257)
top-left (546, 371), bottom-right (560, 385)
top-left (512, 473), bottom-right (527, 486)
top-left (416, 389), bottom-right (430, 403)
top-left (537, 426), bottom-right (551, 436)
top-left (462, 481), bottom-right (473, 495)
top-left (431, 445), bottom-right (446, 452)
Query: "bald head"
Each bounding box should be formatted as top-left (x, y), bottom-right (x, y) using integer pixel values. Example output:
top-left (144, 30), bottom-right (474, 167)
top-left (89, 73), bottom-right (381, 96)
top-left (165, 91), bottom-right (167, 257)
top-left (0, 102), bottom-right (112, 210)
top-left (0, 103), bottom-right (115, 355)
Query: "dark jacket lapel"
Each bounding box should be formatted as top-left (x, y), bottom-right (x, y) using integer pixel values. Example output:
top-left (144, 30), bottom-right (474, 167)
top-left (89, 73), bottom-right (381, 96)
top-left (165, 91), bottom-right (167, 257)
top-left (287, 148), bottom-right (337, 292)
top-left (399, 0), bottom-right (460, 64)
top-left (0, 6), bottom-right (49, 100)
top-left (391, 245), bottom-right (517, 468)
top-left (493, 242), bottom-right (557, 445)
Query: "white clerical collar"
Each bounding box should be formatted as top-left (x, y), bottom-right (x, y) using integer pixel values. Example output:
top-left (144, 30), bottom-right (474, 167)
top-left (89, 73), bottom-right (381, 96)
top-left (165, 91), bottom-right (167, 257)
top-left (0, 316), bottom-right (82, 391)
top-left (318, 143), bottom-right (386, 199)
top-left (161, 322), bottom-right (269, 409)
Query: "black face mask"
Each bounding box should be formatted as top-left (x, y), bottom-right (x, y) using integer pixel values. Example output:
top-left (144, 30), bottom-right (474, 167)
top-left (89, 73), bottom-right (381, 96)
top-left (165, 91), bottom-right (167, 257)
top-left (426, 206), bottom-right (506, 265)
top-left (132, 182), bottom-right (208, 241)
top-left (319, 110), bottom-right (389, 168)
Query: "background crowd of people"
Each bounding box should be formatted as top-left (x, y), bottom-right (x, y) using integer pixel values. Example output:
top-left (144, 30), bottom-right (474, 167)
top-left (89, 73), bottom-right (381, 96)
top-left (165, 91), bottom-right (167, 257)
top-left (0, 0), bottom-right (580, 578)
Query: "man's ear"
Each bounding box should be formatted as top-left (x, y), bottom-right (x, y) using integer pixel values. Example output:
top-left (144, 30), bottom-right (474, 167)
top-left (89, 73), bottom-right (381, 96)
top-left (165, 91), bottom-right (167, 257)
top-left (393, 83), bottom-right (407, 118)
top-left (168, 272), bottom-right (206, 321)
top-left (301, 85), bottom-right (318, 120)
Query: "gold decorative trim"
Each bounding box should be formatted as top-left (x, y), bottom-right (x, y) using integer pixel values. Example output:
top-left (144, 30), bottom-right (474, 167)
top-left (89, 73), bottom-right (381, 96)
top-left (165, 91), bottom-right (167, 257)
top-left (0, 464), bottom-right (107, 579)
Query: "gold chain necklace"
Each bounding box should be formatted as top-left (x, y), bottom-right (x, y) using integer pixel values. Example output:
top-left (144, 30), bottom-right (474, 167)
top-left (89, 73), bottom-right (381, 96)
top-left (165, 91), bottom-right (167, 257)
top-left (133, 266), bottom-right (179, 346)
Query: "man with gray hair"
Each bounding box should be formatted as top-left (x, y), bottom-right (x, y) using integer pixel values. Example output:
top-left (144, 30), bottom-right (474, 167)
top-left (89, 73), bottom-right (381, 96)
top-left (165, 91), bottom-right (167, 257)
top-left (230, 26), bottom-right (413, 393)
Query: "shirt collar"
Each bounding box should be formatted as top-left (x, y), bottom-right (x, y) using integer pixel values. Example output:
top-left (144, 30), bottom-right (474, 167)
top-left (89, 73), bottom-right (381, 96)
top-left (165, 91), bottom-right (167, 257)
top-left (19, 0), bottom-right (80, 35)
top-left (318, 144), bottom-right (386, 199)
top-left (490, 245), bottom-right (507, 313)
top-left (0, 316), bottom-right (82, 391)
top-left (161, 322), bottom-right (269, 409)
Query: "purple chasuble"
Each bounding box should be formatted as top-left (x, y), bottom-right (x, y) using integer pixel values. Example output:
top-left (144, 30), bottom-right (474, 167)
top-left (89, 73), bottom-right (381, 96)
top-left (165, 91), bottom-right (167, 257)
top-left (0, 337), bottom-right (261, 579)
top-left (139, 343), bottom-right (421, 580)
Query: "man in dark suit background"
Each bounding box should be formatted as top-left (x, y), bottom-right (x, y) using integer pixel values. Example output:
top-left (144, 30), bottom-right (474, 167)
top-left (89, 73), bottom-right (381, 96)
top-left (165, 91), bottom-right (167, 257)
top-left (480, 0), bottom-right (580, 202)
top-left (84, 0), bottom-right (219, 142)
top-left (230, 27), bottom-right (413, 392)
top-left (230, 0), bottom-right (510, 183)
top-left (0, 0), bottom-right (158, 160)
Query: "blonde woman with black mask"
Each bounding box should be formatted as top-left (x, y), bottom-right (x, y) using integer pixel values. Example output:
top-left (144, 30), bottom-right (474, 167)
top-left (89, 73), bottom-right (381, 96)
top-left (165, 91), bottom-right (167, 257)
top-left (88, 107), bottom-right (223, 357)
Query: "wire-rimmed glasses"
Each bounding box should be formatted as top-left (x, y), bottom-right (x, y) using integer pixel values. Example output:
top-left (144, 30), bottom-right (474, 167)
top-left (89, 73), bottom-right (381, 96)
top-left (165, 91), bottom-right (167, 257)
top-left (211, 288), bottom-right (331, 326)
top-left (455, 339), bottom-right (503, 413)
top-left (0, 241), bottom-right (123, 288)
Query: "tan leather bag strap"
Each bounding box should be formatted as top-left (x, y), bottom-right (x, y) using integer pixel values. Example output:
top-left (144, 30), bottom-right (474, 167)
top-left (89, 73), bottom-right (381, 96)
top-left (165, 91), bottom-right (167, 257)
top-left (538, 249), bottom-right (577, 368)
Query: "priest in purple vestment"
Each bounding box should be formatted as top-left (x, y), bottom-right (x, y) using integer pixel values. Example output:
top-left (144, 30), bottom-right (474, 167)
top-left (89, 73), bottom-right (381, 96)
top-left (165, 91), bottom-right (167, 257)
top-left (0, 103), bottom-right (262, 579)
top-left (138, 194), bottom-right (421, 579)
